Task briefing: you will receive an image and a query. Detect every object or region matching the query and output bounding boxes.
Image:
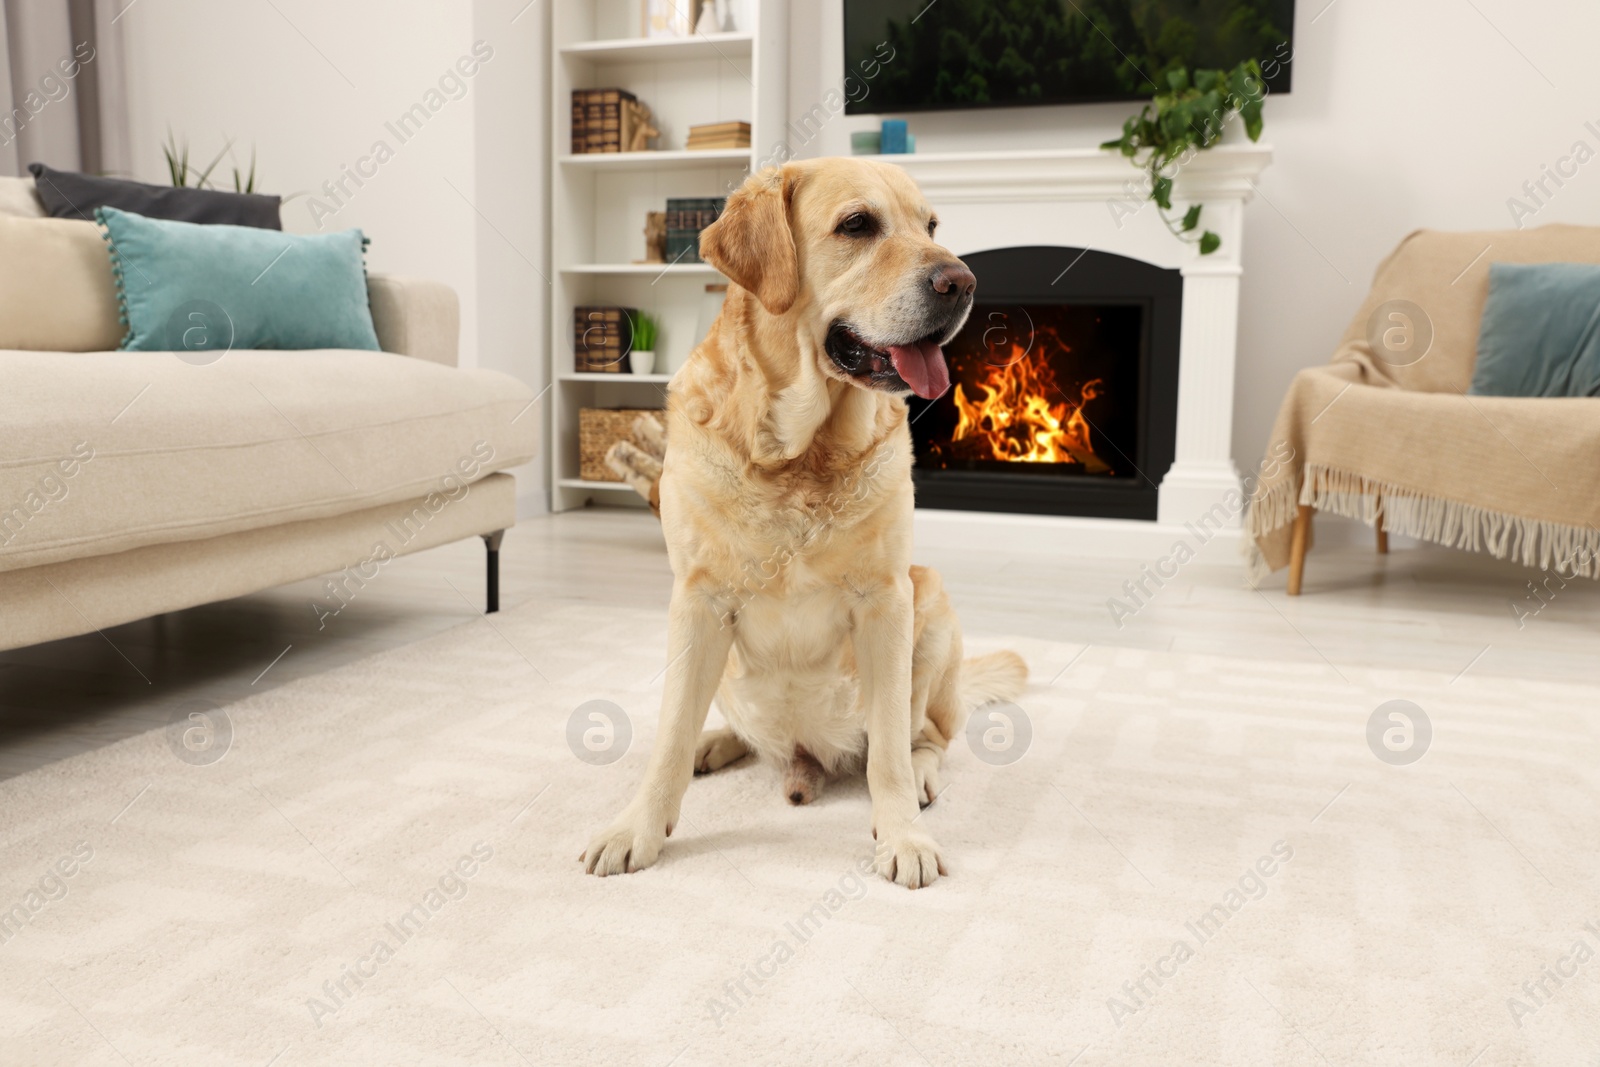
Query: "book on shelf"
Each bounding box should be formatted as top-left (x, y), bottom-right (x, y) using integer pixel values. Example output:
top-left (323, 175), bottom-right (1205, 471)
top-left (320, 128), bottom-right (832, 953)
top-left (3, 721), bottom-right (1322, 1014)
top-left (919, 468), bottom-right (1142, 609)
top-left (688, 121), bottom-right (750, 136)
top-left (664, 197), bottom-right (725, 264)
top-left (570, 88), bottom-right (636, 155)
top-left (686, 137), bottom-right (751, 150)
top-left (685, 121), bottom-right (751, 150)
top-left (572, 306), bottom-right (636, 373)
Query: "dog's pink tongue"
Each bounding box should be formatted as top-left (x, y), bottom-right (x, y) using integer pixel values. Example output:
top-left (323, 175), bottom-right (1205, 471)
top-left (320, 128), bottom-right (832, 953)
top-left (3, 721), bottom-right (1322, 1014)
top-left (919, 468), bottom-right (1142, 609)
top-left (887, 340), bottom-right (951, 399)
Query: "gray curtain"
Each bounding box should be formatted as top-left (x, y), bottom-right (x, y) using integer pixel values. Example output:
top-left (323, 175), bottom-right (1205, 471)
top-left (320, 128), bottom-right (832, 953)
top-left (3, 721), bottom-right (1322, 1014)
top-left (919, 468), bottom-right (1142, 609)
top-left (0, 0), bottom-right (130, 177)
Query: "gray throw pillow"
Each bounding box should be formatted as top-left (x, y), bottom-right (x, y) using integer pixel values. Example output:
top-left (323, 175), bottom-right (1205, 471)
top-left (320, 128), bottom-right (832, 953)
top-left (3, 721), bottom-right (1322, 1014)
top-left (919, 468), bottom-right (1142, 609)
top-left (28, 162), bottom-right (281, 230)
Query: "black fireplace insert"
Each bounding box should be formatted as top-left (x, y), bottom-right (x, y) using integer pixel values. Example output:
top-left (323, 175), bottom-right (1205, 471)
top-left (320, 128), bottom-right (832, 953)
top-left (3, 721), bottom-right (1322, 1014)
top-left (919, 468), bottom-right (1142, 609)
top-left (908, 246), bottom-right (1181, 520)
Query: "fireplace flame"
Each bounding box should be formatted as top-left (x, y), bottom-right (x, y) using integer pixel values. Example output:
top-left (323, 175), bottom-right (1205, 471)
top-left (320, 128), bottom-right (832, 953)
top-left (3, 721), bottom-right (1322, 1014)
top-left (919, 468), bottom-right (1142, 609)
top-left (950, 338), bottom-right (1111, 473)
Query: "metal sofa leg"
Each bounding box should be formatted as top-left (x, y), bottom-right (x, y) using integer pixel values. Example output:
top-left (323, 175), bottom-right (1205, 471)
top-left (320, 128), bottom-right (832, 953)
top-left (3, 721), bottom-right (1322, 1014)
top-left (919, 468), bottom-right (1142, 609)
top-left (482, 530), bottom-right (505, 613)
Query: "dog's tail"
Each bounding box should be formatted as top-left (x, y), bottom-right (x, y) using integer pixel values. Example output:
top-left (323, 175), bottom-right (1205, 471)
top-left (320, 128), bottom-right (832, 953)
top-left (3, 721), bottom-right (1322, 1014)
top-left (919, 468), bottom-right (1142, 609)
top-left (961, 650), bottom-right (1028, 709)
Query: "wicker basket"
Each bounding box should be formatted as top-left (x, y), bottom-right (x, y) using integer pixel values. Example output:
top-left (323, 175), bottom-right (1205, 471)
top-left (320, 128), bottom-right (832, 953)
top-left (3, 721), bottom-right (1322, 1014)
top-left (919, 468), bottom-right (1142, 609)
top-left (579, 408), bottom-right (661, 482)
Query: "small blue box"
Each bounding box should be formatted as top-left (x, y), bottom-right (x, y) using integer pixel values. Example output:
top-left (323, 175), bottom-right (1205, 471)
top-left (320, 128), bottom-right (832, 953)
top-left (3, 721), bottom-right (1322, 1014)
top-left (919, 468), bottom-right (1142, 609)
top-left (880, 119), bottom-right (908, 154)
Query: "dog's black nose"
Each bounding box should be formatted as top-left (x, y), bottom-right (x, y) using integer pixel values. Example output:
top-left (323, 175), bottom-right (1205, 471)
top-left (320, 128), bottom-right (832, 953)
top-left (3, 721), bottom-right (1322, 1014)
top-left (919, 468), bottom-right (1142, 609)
top-left (930, 261), bottom-right (976, 299)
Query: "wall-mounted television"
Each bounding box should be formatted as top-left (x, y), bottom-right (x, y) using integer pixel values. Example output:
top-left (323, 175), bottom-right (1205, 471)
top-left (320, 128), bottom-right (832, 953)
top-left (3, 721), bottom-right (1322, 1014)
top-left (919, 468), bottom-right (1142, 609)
top-left (844, 0), bottom-right (1295, 115)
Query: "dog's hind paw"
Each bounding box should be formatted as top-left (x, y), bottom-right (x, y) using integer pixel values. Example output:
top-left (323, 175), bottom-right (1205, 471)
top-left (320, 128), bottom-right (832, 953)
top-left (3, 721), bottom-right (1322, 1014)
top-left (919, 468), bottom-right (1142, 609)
top-left (693, 728), bottom-right (750, 775)
top-left (911, 746), bottom-right (943, 808)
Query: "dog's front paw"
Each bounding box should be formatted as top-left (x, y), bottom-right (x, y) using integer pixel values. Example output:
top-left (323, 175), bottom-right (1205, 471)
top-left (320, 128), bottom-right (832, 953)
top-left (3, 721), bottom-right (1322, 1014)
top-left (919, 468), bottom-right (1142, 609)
top-left (582, 813), bottom-right (667, 877)
top-left (873, 829), bottom-right (946, 889)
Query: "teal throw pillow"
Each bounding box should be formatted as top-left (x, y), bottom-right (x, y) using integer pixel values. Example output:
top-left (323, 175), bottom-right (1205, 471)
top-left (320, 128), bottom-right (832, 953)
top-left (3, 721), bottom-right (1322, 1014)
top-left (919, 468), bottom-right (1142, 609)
top-left (96, 205), bottom-right (380, 353)
top-left (1470, 261), bottom-right (1600, 397)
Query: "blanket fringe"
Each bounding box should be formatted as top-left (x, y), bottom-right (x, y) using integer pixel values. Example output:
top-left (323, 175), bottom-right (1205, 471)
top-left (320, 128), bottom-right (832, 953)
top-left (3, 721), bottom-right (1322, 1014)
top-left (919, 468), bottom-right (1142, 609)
top-left (1259, 464), bottom-right (1600, 578)
top-left (1242, 477), bottom-right (1303, 585)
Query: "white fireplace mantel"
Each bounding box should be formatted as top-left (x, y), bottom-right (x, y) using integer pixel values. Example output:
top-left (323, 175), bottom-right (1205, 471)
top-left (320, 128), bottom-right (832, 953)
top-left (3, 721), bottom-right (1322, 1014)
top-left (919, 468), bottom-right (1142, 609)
top-left (867, 145), bottom-right (1273, 559)
top-left (871, 145), bottom-right (1272, 209)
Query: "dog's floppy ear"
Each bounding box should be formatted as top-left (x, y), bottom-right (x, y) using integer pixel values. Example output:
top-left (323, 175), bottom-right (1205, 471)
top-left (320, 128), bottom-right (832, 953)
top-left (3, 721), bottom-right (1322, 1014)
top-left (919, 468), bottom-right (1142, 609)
top-left (699, 165), bottom-right (798, 316)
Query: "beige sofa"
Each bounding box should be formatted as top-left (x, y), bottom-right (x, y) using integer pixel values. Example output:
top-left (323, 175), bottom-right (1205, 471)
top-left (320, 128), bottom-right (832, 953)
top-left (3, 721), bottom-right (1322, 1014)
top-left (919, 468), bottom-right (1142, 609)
top-left (1245, 224), bottom-right (1600, 594)
top-left (0, 177), bottom-right (537, 651)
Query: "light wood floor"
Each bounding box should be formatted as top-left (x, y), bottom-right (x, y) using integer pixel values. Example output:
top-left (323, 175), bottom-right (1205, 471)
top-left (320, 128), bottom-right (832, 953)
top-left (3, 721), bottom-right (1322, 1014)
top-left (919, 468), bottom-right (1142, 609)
top-left (1, 508), bottom-right (1595, 780)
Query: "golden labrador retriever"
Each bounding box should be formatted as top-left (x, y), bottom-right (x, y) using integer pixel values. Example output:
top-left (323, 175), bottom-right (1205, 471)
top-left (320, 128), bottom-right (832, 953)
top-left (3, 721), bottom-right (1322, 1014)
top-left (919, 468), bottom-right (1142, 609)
top-left (582, 157), bottom-right (1026, 889)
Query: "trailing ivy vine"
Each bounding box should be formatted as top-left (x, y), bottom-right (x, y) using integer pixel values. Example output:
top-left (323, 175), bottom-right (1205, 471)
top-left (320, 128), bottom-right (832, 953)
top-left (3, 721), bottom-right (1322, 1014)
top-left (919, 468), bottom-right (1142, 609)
top-left (1101, 60), bottom-right (1267, 255)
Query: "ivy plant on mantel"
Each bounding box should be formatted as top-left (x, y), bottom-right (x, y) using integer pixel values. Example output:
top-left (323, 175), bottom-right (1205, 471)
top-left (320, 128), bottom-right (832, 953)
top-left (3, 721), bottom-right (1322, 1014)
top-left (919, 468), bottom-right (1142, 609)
top-left (1101, 60), bottom-right (1266, 255)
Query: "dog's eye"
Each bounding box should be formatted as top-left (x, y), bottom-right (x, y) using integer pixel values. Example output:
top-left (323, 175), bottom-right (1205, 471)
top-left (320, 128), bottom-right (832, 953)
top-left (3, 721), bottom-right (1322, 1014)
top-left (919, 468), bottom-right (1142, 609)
top-left (836, 213), bottom-right (876, 238)
top-left (927, 218), bottom-right (938, 237)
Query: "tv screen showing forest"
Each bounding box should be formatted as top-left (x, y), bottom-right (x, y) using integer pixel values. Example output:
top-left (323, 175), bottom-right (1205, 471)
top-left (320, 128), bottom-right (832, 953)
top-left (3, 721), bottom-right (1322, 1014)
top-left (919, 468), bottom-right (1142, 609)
top-left (843, 0), bottom-right (1295, 114)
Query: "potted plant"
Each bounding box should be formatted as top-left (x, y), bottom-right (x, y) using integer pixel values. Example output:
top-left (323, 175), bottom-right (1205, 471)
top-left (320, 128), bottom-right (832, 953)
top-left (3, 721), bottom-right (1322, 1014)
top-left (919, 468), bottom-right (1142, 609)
top-left (1100, 60), bottom-right (1266, 255)
top-left (627, 310), bottom-right (659, 375)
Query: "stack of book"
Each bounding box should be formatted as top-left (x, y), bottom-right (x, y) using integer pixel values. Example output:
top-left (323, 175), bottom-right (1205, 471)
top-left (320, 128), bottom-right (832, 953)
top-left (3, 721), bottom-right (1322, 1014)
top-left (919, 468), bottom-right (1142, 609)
top-left (665, 197), bottom-right (725, 264)
top-left (570, 88), bottom-right (636, 154)
top-left (572, 306), bottom-right (636, 372)
top-left (685, 121), bottom-right (751, 151)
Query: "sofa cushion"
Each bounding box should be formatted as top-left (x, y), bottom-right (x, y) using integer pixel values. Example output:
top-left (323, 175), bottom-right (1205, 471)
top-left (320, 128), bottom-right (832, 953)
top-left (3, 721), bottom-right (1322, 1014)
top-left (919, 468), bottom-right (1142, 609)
top-left (0, 350), bottom-right (538, 573)
top-left (97, 205), bottom-right (380, 352)
top-left (29, 162), bottom-right (282, 229)
top-left (0, 215), bottom-right (122, 351)
top-left (1470, 262), bottom-right (1600, 397)
top-left (0, 175), bottom-right (46, 217)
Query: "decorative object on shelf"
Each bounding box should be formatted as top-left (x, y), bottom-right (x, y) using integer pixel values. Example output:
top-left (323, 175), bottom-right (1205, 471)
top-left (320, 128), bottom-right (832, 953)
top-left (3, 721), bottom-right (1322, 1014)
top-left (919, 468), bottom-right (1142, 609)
top-left (581, 407), bottom-right (664, 482)
top-left (850, 130), bottom-right (880, 155)
top-left (693, 2), bottom-right (721, 34)
top-left (685, 121), bottom-right (750, 150)
top-left (665, 197), bottom-right (725, 264)
top-left (626, 310), bottom-right (659, 374)
top-left (643, 0), bottom-right (694, 37)
top-left (880, 118), bottom-right (908, 154)
top-left (1100, 61), bottom-right (1265, 256)
top-left (642, 210), bottom-right (667, 263)
top-left (570, 88), bottom-right (637, 154)
top-left (694, 283), bottom-right (727, 357)
top-left (604, 412), bottom-right (667, 516)
top-left (851, 128), bottom-right (914, 156)
top-left (573, 305), bottom-right (636, 373)
top-left (621, 99), bottom-right (659, 153)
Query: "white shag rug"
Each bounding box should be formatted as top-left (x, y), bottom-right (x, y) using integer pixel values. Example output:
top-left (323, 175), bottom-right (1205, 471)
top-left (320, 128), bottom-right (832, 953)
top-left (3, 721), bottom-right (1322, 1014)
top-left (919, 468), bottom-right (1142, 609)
top-left (1, 600), bottom-right (1596, 1066)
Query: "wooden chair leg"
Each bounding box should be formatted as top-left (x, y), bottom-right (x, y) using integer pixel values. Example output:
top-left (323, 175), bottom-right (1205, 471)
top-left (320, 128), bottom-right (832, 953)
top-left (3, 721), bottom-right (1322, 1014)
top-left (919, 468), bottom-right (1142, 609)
top-left (1375, 494), bottom-right (1388, 555)
top-left (1287, 505), bottom-right (1312, 596)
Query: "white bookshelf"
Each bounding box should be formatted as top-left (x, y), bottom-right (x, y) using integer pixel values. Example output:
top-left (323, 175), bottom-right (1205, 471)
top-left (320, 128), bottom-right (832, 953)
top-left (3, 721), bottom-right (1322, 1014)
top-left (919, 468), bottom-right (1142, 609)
top-left (561, 263), bottom-right (722, 276)
top-left (559, 148), bottom-right (755, 171)
top-left (549, 1), bottom-right (788, 511)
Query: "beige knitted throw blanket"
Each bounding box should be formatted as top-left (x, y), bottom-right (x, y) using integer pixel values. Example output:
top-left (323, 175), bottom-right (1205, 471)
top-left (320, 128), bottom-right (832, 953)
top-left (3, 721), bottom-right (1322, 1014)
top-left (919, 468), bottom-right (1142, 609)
top-left (1246, 224), bottom-right (1600, 583)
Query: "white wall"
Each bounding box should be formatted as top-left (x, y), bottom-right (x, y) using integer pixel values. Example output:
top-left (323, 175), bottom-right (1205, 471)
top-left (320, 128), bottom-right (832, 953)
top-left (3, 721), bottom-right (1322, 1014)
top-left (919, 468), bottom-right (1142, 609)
top-left (120, 0), bottom-right (1600, 517)
top-left (119, 0), bottom-right (549, 513)
top-left (472, 0), bottom-right (550, 515)
top-left (788, 0), bottom-right (1600, 473)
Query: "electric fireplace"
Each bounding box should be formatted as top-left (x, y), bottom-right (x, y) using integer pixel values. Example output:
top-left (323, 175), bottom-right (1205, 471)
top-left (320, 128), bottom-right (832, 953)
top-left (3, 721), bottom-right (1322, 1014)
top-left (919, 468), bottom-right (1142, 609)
top-left (908, 246), bottom-right (1181, 520)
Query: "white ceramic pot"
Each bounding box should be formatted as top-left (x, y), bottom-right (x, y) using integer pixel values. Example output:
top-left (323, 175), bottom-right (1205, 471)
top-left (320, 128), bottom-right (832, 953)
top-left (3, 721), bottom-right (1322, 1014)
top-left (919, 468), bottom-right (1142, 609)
top-left (630, 349), bottom-right (657, 375)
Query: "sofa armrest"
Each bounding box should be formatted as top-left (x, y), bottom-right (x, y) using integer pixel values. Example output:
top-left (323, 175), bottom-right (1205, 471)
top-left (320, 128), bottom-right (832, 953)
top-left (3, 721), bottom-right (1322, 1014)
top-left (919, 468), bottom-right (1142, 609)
top-left (367, 273), bottom-right (459, 367)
